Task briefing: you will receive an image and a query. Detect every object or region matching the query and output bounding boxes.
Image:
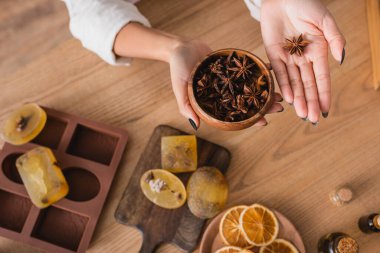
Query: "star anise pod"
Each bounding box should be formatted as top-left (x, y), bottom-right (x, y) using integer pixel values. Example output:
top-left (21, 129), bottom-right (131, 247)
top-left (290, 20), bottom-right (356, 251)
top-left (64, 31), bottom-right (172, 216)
top-left (213, 78), bottom-right (222, 94)
top-left (255, 75), bottom-right (266, 90)
top-left (220, 92), bottom-right (233, 104)
top-left (228, 56), bottom-right (255, 80)
top-left (231, 95), bottom-right (248, 114)
top-left (209, 59), bottom-right (223, 74)
top-left (226, 51), bottom-right (235, 65)
top-left (227, 110), bottom-right (242, 120)
top-left (243, 84), bottom-right (261, 108)
top-left (261, 90), bottom-right (269, 100)
top-left (196, 74), bottom-right (210, 96)
top-left (218, 73), bottom-right (235, 96)
top-left (283, 34), bottom-right (310, 56)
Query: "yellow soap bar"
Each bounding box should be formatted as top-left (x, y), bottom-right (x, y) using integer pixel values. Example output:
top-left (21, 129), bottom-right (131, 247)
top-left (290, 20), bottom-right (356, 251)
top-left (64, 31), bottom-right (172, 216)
top-left (16, 147), bottom-right (68, 208)
top-left (161, 135), bottom-right (197, 173)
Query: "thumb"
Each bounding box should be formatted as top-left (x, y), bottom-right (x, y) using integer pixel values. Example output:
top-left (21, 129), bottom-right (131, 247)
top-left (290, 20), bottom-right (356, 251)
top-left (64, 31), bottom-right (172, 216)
top-left (181, 102), bottom-right (200, 131)
top-left (171, 76), bottom-right (200, 130)
top-left (322, 12), bottom-right (346, 64)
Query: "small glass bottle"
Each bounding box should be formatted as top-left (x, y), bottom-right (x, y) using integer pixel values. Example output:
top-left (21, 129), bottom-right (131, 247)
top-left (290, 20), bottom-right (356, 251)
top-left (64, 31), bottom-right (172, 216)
top-left (358, 213), bottom-right (380, 233)
top-left (329, 187), bottom-right (353, 207)
top-left (318, 233), bottom-right (359, 253)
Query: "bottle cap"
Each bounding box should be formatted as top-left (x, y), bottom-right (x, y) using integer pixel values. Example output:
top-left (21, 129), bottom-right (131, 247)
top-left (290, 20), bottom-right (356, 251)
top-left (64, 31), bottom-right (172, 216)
top-left (337, 236), bottom-right (359, 253)
top-left (374, 214), bottom-right (380, 229)
top-left (337, 188), bottom-right (353, 202)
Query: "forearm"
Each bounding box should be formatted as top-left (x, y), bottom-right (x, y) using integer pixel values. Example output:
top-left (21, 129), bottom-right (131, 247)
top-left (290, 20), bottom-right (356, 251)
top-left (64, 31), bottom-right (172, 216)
top-left (114, 23), bottom-right (182, 63)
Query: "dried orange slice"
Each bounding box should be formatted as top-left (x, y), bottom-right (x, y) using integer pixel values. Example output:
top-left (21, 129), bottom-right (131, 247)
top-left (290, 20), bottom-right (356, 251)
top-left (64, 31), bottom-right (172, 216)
top-left (259, 239), bottom-right (299, 253)
top-left (140, 169), bottom-right (186, 209)
top-left (215, 246), bottom-right (253, 253)
top-left (219, 205), bottom-right (253, 248)
top-left (239, 204), bottom-right (279, 246)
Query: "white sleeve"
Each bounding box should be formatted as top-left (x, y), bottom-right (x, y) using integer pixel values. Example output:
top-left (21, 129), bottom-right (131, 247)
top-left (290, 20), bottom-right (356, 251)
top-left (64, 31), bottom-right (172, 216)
top-left (63, 0), bottom-right (151, 66)
top-left (243, 0), bottom-right (262, 22)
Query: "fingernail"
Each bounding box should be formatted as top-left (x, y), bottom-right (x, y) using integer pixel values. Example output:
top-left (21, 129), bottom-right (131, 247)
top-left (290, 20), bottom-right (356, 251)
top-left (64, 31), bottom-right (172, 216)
top-left (340, 48), bottom-right (345, 65)
top-left (322, 112), bottom-right (329, 118)
top-left (278, 107), bottom-right (284, 112)
top-left (188, 118), bottom-right (197, 130)
top-left (301, 117), bottom-right (308, 121)
top-left (312, 121), bottom-right (319, 126)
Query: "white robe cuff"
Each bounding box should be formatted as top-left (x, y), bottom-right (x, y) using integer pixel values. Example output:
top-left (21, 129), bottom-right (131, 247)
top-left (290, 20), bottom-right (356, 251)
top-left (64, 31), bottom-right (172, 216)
top-left (243, 0), bottom-right (262, 22)
top-left (63, 0), bottom-right (151, 66)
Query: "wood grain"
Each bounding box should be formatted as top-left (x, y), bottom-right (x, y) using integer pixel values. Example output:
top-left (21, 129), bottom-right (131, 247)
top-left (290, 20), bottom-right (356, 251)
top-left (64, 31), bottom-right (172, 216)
top-left (115, 125), bottom-right (231, 253)
top-left (366, 0), bottom-right (380, 89)
top-left (0, 0), bottom-right (379, 252)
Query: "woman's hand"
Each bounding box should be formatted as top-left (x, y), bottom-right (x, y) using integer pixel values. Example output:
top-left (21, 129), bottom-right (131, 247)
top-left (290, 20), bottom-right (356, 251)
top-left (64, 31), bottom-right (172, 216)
top-left (167, 40), bottom-right (211, 129)
top-left (260, 0), bottom-right (346, 124)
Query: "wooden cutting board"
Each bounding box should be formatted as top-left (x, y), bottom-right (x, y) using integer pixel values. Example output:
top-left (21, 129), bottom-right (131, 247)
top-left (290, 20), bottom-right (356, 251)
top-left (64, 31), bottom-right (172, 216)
top-left (115, 125), bottom-right (231, 253)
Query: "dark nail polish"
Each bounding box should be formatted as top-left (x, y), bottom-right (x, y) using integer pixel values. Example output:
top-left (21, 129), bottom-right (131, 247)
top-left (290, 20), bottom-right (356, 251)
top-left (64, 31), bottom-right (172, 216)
top-left (312, 122), bottom-right (319, 126)
top-left (322, 112), bottom-right (329, 118)
top-left (188, 118), bottom-right (197, 130)
top-left (301, 117), bottom-right (307, 121)
top-left (340, 48), bottom-right (345, 65)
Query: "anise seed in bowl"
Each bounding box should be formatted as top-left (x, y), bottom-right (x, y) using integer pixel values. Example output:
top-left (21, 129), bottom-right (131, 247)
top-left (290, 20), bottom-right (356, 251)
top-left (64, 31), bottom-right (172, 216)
top-left (188, 48), bottom-right (275, 131)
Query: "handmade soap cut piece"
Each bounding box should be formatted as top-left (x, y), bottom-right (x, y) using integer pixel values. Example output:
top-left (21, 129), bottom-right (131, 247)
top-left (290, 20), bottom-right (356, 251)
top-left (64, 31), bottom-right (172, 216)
top-left (1, 103), bottom-right (47, 145)
top-left (140, 169), bottom-right (187, 209)
top-left (16, 147), bottom-right (68, 208)
top-left (161, 135), bottom-right (197, 173)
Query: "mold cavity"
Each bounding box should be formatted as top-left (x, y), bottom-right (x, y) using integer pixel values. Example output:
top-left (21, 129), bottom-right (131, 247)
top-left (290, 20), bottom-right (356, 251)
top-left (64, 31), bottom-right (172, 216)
top-left (0, 189), bottom-right (32, 232)
top-left (2, 153), bottom-right (23, 184)
top-left (32, 116), bottom-right (67, 149)
top-left (64, 168), bottom-right (100, 202)
top-left (31, 206), bottom-right (88, 251)
top-left (67, 124), bottom-right (118, 165)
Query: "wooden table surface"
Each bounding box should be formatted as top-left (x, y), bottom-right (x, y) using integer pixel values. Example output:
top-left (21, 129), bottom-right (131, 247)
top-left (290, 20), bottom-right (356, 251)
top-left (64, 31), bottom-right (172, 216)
top-left (0, 0), bottom-right (379, 252)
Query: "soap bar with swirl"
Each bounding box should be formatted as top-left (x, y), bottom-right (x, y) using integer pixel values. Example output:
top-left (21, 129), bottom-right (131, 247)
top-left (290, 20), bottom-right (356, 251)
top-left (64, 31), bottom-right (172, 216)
top-left (161, 135), bottom-right (197, 173)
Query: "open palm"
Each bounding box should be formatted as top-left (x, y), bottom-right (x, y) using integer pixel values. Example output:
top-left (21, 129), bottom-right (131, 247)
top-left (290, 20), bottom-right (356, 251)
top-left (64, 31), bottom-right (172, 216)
top-left (260, 0), bottom-right (345, 123)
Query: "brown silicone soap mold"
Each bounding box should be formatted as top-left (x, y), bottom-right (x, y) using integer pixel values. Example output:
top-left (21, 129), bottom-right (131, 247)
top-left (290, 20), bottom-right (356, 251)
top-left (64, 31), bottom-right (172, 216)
top-left (0, 107), bottom-right (128, 253)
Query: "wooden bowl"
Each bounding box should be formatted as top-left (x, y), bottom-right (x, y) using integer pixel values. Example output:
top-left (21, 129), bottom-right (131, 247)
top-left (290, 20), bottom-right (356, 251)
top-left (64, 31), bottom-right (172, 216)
top-left (199, 209), bottom-right (306, 253)
top-left (188, 48), bottom-right (275, 131)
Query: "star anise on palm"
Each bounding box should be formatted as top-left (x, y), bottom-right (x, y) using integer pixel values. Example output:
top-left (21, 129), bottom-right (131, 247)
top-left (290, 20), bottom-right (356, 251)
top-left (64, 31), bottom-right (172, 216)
top-left (283, 34), bottom-right (310, 56)
top-left (228, 55), bottom-right (255, 79)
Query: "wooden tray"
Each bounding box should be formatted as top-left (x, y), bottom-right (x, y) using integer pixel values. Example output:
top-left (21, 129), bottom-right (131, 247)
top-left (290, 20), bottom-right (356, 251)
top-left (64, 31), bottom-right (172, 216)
top-left (115, 125), bottom-right (231, 253)
top-left (200, 209), bottom-right (306, 253)
top-left (0, 107), bottom-right (128, 253)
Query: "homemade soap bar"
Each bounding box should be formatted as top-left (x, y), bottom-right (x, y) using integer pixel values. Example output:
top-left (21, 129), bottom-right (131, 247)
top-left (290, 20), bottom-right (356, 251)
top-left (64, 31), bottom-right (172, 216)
top-left (161, 135), bottom-right (197, 173)
top-left (16, 147), bottom-right (68, 208)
